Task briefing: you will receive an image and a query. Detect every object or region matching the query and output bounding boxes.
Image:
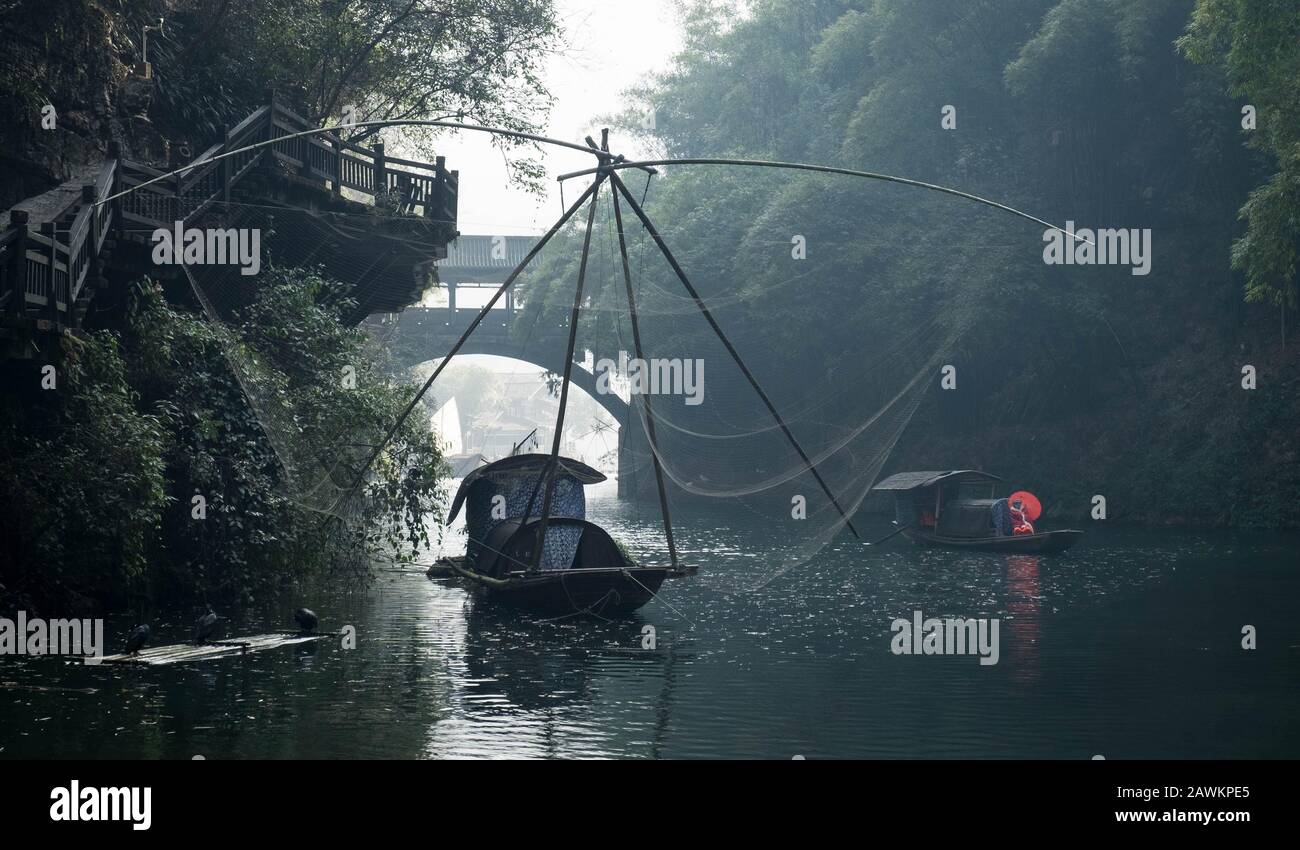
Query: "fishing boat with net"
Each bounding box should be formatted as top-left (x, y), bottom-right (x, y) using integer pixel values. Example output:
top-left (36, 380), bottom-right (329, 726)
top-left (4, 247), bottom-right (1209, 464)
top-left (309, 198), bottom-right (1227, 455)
top-left (873, 470), bottom-right (1083, 554)
top-left (310, 128), bottom-right (1093, 613)
top-left (73, 106), bottom-right (1095, 617)
top-left (427, 454), bottom-right (679, 615)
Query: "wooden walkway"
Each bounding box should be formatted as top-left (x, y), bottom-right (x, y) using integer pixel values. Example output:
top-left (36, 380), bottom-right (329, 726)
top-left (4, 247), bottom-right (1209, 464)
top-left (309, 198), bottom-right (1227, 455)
top-left (0, 100), bottom-right (458, 342)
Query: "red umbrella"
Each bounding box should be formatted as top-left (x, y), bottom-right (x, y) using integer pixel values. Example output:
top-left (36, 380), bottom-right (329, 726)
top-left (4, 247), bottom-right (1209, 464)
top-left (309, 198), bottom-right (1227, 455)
top-left (1008, 490), bottom-right (1042, 522)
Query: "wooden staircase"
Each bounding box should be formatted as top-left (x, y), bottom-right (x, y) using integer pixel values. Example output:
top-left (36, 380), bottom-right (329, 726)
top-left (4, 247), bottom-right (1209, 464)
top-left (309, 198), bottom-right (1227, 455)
top-left (0, 101), bottom-right (459, 355)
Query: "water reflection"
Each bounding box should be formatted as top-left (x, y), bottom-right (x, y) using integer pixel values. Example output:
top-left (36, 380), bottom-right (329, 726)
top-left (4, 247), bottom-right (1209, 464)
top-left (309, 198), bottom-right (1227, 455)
top-left (1004, 555), bottom-right (1040, 684)
top-left (1, 502), bottom-right (1298, 759)
top-left (417, 585), bottom-right (694, 758)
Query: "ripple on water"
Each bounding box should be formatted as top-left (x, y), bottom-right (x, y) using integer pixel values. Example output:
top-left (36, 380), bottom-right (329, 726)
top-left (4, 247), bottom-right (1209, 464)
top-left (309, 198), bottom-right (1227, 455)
top-left (1, 498), bottom-right (1297, 758)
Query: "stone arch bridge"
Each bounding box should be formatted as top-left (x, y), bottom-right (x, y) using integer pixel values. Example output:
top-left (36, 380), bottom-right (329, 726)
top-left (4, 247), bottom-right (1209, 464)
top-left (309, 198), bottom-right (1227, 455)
top-left (373, 235), bottom-right (654, 495)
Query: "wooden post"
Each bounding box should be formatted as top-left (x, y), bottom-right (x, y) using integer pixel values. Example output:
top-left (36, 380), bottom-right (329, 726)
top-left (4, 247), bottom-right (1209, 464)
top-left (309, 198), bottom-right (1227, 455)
top-left (373, 142), bottom-right (387, 198)
top-left (331, 134), bottom-right (342, 199)
top-left (530, 178), bottom-right (606, 571)
top-left (6, 210), bottom-right (28, 315)
top-left (430, 155), bottom-right (446, 221)
top-left (611, 186), bottom-right (678, 568)
top-left (40, 222), bottom-right (59, 321)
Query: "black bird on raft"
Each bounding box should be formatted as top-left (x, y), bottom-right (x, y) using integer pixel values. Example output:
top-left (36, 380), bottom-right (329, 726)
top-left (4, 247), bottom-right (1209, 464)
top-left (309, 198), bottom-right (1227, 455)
top-left (192, 606), bottom-right (223, 645)
top-left (124, 624), bottom-right (151, 655)
top-left (293, 608), bottom-right (318, 634)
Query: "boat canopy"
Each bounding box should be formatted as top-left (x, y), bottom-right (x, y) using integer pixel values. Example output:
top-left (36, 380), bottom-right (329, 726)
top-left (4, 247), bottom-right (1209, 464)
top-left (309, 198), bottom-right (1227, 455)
top-left (475, 517), bottom-right (633, 578)
top-left (447, 453), bottom-right (606, 523)
top-left (936, 498), bottom-right (1001, 537)
top-left (871, 470), bottom-right (1002, 491)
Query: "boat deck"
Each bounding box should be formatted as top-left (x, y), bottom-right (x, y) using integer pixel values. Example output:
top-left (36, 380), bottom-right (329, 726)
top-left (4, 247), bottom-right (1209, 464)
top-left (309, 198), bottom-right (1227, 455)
top-left (904, 528), bottom-right (1082, 554)
top-left (429, 557), bottom-right (681, 616)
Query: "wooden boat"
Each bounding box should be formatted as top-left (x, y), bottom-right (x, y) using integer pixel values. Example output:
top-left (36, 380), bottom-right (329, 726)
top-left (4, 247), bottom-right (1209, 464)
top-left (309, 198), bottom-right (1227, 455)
top-left (429, 455), bottom-right (688, 616)
top-left (903, 528), bottom-right (1082, 553)
top-left (432, 556), bottom-right (676, 616)
top-left (872, 470), bottom-right (1082, 554)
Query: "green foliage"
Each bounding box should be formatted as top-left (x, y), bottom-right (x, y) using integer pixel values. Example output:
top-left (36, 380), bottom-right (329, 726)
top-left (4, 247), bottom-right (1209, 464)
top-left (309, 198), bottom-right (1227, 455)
top-left (1179, 0), bottom-right (1300, 307)
top-left (0, 332), bottom-right (168, 614)
top-left (146, 0), bottom-right (560, 190)
top-left (123, 270), bottom-right (446, 605)
top-left (523, 0), bottom-right (1297, 528)
top-left (0, 268), bottom-right (445, 615)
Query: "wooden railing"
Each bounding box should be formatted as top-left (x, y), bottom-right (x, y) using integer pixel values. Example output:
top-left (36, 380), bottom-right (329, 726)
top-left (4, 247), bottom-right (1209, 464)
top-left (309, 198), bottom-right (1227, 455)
top-left (0, 160), bottom-right (117, 322)
top-left (1, 100), bottom-right (458, 326)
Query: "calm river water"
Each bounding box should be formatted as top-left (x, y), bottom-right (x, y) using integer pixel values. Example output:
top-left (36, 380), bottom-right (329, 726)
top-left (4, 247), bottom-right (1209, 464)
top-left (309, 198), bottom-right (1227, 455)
top-left (2, 481), bottom-right (1298, 759)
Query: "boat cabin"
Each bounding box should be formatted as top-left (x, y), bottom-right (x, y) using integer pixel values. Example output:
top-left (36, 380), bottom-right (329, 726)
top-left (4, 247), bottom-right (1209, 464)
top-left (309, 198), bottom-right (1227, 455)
top-left (436, 453), bottom-right (663, 612)
top-left (873, 470), bottom-right (1004, 537)
top-left (447, 454), bottom-right (615, 573)
top-left (468, 516), bottom-right (634, 580)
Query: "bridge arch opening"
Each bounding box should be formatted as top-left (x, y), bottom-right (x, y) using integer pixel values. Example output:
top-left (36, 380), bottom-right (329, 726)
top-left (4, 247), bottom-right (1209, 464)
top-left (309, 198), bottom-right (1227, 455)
top-left (411, 353), bottom-right (625, 482)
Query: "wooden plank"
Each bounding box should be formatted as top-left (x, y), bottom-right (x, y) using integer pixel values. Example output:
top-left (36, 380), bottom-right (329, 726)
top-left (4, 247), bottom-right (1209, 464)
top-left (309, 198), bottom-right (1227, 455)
top-left (99, 632), bottom-right (336, 666)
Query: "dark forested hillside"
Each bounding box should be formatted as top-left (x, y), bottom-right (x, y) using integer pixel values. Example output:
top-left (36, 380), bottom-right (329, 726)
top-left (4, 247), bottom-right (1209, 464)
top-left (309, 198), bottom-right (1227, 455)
top-left (519, 0), bottom-right (1299, 527)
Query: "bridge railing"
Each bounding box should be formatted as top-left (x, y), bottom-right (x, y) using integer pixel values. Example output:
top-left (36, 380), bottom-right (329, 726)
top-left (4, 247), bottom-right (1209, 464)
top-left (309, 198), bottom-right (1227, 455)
top-left (1, 156), bottom-right (119, 323)
top-left (1, 101), bottom-right (458, 329)
top-left (390, 305), bottom-right (518, 343)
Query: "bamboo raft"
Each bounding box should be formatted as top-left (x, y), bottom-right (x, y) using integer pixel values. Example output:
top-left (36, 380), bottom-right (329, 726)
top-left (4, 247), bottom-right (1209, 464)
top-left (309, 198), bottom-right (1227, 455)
top-left (99, 632), bottom-right (336, 666)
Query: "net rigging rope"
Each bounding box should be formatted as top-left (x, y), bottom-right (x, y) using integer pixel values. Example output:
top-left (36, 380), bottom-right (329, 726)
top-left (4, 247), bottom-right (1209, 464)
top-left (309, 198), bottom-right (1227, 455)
top-left (101, 117), bottom-right (1086, 585)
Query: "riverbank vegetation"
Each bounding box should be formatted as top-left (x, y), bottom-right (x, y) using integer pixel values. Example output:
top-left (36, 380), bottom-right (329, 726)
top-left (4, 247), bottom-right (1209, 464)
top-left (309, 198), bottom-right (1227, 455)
top-left (0, 272), bottom-right (445, 617)
top-left (1, 0), bottom-right (562, 616)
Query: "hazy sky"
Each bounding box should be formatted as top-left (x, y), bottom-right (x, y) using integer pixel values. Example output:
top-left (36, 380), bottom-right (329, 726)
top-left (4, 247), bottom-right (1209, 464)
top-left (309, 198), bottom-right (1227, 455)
top-left (434, 0), bottom-right (683, 236)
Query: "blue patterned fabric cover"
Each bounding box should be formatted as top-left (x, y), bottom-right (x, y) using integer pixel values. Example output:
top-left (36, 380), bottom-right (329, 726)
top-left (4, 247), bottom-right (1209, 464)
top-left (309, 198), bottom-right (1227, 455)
top-left (465, 471), bottom-right (586, 571)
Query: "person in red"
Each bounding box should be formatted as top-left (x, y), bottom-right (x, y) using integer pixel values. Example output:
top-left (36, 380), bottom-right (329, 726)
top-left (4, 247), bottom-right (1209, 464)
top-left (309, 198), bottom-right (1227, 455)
top-left (1009, 497), bottom-right (1035, 535)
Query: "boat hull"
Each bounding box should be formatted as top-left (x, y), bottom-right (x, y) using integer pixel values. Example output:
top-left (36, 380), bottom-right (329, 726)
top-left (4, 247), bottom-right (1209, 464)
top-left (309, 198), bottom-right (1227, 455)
top-left (430, 558), bottom-right (673, 616)
top-left (903, 528), bottom-right (1083, 554)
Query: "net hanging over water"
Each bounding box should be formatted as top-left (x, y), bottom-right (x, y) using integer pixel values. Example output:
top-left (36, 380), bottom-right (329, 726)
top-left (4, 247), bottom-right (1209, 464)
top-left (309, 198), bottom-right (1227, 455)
top-left (130, 124), bottom-right (1071, 589)
top-left (518, 169), bottom-right (980, 587)
top-left (176, 197), bottom-right (454, 521)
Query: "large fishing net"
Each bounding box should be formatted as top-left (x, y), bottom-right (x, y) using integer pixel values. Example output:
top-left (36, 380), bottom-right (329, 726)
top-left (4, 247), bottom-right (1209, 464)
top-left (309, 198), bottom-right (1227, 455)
top-left (124, 124), bottom-right (1058, 587)
top-left (512, 169), bottom-right (991, 586)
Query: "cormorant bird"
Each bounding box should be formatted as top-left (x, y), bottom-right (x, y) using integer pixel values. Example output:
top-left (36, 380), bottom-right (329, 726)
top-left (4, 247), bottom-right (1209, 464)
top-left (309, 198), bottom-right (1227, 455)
top-left (124, 624), bottom-right (151, 655)
top-left (293, 608), bottom-right (318, 634)
top-left (192, 606), bottom-right (222, 644)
